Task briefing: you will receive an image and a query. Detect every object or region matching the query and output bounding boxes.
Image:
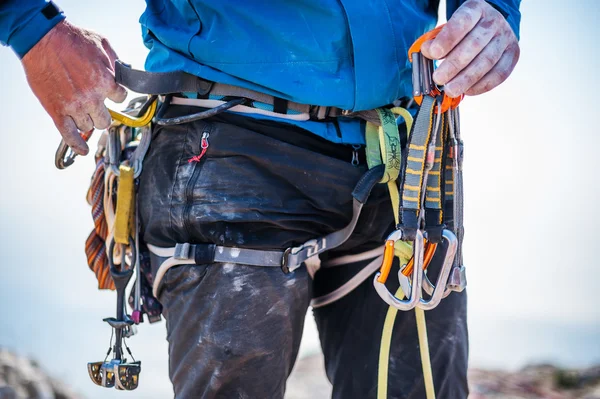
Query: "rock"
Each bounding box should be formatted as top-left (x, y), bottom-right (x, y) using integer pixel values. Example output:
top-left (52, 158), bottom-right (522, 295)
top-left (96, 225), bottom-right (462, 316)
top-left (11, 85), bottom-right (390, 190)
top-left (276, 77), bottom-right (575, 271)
top-left (0, 349), bottom-right (81, 399)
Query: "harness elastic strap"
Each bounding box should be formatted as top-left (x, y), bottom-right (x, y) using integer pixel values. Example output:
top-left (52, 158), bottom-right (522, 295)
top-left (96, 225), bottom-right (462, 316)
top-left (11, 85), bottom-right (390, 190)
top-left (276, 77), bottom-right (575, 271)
top-left (283, 171), bottom-right (380, 270)
top-left (311, 255), bottom-right (383, 308)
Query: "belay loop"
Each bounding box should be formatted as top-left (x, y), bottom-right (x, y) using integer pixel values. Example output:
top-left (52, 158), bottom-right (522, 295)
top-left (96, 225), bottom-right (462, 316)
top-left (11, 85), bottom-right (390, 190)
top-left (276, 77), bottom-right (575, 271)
top-left (370, 23), bottom-right (467, 399)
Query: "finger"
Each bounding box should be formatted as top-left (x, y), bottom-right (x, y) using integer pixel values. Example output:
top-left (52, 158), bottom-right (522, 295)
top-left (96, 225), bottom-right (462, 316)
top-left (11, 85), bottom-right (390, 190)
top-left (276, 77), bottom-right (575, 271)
top-left (71, 111), bottom-right (94, 133)
top-left (89, 104), bottom-right (112, 130)
top-left (101, 37), bottom-right (119, 71)
top-left (56, 117), bottom-right (89, 155)
top-left (432, 19), bottom-right (501, 86)
top-left (99, 38), bottom-right (127, 103)
top-left (105, 74), bottom-right (128, 103)
top-left (443, 34), bottom-right (509, 97)
top-left (421, 1), bottom-right (483, 60)
top-left (465, 43), bottom-right (520, 96)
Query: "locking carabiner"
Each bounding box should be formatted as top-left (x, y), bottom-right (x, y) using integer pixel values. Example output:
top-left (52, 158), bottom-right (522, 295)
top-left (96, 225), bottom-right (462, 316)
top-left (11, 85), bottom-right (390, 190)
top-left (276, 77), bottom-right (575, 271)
top-left (373, 229), bottom-right (425, 311)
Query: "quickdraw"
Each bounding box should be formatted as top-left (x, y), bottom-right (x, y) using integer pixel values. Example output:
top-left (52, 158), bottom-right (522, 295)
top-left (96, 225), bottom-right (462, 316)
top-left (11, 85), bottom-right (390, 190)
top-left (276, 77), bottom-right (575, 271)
top-left (367, 24), bottom-right (467, 399)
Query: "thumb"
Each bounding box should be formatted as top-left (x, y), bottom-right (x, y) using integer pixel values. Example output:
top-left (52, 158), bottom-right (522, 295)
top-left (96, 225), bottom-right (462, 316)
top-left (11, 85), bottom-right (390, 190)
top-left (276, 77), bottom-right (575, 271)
top-left (420, 39), bottom-right (440, 60)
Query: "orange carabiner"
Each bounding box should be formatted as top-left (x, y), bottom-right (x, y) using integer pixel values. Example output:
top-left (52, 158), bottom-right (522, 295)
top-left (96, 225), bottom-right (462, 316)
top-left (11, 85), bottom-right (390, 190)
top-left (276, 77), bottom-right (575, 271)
top-left (377, 233), bottom-right (438, 284)
top-left (408, 25), bottom-right (445, 63)
top-left (402, 241), bottom-right (437, 277)
top-left (377, 231), bottom-right (402, 284)
top-left (408, 24), bottom-right (464, 113)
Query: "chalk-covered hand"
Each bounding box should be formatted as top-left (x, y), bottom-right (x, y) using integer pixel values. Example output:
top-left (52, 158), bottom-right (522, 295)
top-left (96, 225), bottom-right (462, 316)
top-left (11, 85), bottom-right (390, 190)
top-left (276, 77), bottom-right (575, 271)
top-left (421, 0), bottom-right (520, 98)
top-left (21, 20), bottom-right (127, 155)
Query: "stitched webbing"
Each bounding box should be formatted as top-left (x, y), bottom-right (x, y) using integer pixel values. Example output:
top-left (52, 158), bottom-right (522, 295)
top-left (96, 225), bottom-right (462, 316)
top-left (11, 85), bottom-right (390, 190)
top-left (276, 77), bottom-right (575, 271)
top-left (401, 95), bottom-right (436, 216)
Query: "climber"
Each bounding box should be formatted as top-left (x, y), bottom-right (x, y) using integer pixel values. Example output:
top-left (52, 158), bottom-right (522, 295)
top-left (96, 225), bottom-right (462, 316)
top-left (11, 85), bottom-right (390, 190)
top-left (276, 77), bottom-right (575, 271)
top-left (0, 0), bottom-right (520, 397)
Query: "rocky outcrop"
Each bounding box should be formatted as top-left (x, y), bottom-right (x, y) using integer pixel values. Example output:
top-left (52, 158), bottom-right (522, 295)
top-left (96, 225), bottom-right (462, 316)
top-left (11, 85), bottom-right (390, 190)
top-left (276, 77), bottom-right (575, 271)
top-left (0, 349), bottom-right (81, 399)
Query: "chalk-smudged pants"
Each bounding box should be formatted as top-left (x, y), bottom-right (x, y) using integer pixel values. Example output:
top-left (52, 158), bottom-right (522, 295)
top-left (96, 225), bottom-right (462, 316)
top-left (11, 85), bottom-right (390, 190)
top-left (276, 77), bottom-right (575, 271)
top-left (139, 107), bottom-right (468, 398)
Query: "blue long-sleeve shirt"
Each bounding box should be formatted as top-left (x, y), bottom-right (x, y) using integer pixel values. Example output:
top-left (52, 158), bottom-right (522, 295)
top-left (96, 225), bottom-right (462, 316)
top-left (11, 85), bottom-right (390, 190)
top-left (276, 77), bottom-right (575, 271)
top-left (1, 0), bottom-right (521, 144)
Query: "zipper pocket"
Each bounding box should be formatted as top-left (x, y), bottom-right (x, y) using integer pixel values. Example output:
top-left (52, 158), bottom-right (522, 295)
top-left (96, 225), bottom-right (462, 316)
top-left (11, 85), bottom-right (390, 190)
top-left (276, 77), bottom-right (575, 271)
top-left (183, 127), bottom-right (212, 238)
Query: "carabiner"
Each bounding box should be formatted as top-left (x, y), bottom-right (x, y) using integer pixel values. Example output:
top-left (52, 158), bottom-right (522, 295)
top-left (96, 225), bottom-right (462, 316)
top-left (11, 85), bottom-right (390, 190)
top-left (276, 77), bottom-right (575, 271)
top-left (108, 97), bottom-right (157, 128)
top-left (418, 229), bottom-right (458, 310)
top-left (55, 96), bottom-right (157, 170)
top-left (54, 129), bottom-right (94, 169)
top-left (373, 229), bottom-right (424, 311)
top-left (401, 240), bottom-right (437, 277)
top-left (408, 24), bottom-right (464, 114)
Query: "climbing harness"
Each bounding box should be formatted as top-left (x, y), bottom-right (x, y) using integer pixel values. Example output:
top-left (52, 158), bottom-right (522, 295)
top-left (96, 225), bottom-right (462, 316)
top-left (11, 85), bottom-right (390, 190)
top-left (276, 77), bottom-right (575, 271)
top-left (57, 22), bottom-right (466, 393)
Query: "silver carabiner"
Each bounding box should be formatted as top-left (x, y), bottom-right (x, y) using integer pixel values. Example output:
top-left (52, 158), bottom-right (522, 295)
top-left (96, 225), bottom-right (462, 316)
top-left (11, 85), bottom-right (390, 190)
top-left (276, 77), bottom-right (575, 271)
top-left (54, 129), bottom-right (95, 169)
top-left (373, 229), bottom-right (424, 311)
top-left (418, 229), bottom-right (457, 310)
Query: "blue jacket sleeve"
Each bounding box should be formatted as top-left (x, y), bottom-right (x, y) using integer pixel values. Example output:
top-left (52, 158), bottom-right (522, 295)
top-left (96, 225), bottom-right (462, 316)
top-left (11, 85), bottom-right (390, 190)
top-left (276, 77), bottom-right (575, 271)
top-left (446, 0), bottom-right (521, 40)
top-left (0, 0), bottom-right (65, 58)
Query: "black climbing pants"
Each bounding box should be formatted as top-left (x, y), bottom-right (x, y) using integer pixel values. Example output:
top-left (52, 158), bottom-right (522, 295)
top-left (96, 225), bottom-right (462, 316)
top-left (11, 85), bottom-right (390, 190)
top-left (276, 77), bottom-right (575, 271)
top-left (138, 107), bottom-right (469, 399)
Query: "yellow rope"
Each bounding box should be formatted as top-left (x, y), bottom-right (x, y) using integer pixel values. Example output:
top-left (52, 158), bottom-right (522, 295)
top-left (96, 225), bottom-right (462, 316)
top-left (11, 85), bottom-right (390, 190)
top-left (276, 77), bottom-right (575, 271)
top-left (415, 307), bottom-right (435, 399)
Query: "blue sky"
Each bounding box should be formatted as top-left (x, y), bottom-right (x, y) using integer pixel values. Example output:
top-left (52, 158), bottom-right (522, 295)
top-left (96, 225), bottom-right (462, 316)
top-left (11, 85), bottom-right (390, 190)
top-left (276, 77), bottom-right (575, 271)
top-left (0, 1), bottom-right (599, 398)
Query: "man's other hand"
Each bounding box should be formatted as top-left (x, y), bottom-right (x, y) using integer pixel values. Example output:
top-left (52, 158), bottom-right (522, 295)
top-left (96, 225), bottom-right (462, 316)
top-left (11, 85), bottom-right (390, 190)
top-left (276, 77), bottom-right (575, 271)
top-left (21, 20), bottom-right (127, 155)
top-left (421, 0), bottom-right (520, 98)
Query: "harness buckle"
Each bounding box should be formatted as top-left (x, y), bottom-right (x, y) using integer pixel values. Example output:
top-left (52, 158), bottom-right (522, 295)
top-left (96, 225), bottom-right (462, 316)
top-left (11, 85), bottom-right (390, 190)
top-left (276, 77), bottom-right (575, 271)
top-left (281, 247), bottom-right (292, 274)
top-left (174, 243), bottom-right (192, 260)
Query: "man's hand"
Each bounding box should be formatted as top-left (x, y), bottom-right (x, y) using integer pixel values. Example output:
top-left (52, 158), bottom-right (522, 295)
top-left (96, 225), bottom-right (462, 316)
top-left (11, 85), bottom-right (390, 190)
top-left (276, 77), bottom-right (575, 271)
top-left (421, 0), bottom-right (520, 98)
top-left (22, 20), bottom-right (127, 155)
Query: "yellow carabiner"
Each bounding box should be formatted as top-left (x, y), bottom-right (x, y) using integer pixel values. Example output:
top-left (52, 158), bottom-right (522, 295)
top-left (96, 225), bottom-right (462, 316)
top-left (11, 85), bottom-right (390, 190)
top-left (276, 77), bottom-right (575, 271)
top-left (108, 98), bottom-right (157, 128)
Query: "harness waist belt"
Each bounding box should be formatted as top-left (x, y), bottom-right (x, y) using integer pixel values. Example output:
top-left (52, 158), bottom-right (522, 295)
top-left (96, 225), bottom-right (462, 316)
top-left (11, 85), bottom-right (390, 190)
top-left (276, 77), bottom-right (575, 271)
top-left (115, 60), bottom-right (347, 120)
top-left (115, 60), bottom-right (394, 124)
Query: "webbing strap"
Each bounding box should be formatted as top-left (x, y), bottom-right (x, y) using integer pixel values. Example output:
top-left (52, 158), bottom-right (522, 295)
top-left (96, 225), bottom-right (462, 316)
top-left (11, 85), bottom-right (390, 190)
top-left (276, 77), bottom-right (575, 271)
top-left (449, 109), bottom-right (465, 269)
top-left (424, 113), bottom-right (444, 227)
top-left (365, 108), bottom-right (401, 184)
top-left (365, 107), bottom-right (413, 224)
top-left (116, 61), bottom-right (348, 121)
top-left (400, 95), bottom-right (437, 231)
top-left (284, 165), bottom-right (384, 269)
top-left (113, 165), bottom-right (135, 245)
top-left (443, 117), bottom-right (455, 229)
